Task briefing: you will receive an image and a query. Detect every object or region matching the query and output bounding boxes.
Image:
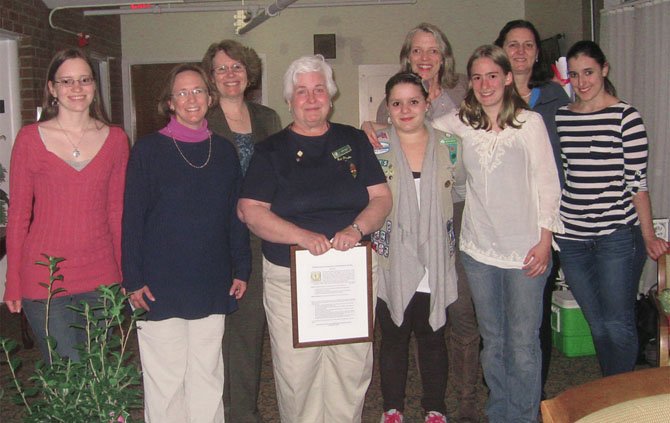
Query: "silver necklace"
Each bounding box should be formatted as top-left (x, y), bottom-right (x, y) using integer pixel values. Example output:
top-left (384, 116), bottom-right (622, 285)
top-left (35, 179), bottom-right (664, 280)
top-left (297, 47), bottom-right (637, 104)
top-left (169, 131), bottom-right (212, 169)
top-left (56, 118), bottom-right (88, 158)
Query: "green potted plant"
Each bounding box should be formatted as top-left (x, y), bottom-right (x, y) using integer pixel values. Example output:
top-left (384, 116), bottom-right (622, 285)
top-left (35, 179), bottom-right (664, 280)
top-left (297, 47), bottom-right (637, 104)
top-left (0, 255), bottom-right (144, 422)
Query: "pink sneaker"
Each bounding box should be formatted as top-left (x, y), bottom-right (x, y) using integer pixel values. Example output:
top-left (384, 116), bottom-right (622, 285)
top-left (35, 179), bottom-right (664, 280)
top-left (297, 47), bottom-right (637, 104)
top-left (425, 410), bottom-right (447, 423)
top-left (380, 409), bottom-right (404, 423)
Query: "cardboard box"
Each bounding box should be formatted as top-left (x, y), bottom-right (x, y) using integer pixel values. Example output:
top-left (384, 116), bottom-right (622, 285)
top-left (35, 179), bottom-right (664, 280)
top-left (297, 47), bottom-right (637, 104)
top-left (551, 290), bottom-right (596, 357)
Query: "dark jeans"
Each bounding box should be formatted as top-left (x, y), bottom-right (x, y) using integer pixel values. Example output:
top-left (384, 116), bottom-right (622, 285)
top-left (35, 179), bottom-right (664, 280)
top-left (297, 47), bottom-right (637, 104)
top-left (556, 225), bottom-right (646, 376)
top-left (540, 250), bottom-right (561, 394)
top-left (22, 290), bottom-right (101, 362)
top-left (377, 293), bottom-right (448, 414)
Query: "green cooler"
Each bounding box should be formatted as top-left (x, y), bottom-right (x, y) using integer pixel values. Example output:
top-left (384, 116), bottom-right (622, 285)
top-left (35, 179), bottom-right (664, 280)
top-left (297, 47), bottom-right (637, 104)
top-left (551, 290), bottom-right (596, 357)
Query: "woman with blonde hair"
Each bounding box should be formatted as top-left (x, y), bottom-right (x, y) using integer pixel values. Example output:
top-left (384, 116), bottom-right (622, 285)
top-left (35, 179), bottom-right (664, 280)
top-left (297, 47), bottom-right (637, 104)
top-left (433, 45), bottom-right (563, 422)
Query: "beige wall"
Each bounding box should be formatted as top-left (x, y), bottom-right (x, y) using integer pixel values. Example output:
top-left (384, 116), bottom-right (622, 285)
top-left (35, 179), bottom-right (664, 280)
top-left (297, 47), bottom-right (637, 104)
top-left (122, 0), bottom-right (526, 127)
top-left (525, 0), bottom-right (589, 55)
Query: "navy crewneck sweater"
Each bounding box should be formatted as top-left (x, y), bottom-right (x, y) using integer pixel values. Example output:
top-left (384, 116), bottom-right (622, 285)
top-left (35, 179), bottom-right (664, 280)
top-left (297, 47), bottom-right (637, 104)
top-left (122, 132), bottom-right (251, 321)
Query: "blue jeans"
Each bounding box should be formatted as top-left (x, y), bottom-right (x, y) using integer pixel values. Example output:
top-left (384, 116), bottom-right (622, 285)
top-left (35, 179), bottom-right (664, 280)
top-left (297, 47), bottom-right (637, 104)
top-left (556, 225), bottom-right (646, 376)
top-left (462, 253), bottom-right (549, 423)
top-left (22, 290), bottom-right (102, 362)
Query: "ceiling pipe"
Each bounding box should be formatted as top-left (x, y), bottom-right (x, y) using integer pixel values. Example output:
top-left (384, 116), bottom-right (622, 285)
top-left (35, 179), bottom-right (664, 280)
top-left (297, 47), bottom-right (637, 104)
top-left (84, 3), bottom-right (256, 16)
top-left (82, 0), bottom-right (416, 17)
top-left (49, 1), bottom-right (181, 36)
top-left (237, 0), bottom-right (298, 35)
top-left (236, 0), bottom-right (417, 34)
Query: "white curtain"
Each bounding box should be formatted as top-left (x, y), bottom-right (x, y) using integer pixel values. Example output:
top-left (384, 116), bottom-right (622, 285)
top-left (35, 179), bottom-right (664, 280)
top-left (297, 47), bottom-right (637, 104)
top-left (600, 0), bottom-right (670, 290)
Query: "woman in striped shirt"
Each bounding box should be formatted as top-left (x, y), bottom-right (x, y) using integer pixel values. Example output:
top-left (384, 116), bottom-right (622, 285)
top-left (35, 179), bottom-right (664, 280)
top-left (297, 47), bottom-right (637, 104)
top-left (555, 40), bottom-right (668, 376)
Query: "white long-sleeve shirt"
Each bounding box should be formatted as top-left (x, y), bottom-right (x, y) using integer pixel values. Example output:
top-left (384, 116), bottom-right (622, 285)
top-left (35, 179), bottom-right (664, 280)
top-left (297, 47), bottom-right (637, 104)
top-left (433, 110), bottom-right (563, 269)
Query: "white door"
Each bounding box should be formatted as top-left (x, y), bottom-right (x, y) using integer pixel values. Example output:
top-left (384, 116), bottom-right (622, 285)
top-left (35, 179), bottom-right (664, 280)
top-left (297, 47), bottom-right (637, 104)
top-left (0, 33), bottom-right (22, 301)
top-left (358, 64), bottom-right (399, 126)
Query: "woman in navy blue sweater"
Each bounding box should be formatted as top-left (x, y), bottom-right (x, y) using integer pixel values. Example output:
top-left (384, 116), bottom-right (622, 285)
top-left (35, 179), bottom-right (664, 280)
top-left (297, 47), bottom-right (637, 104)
top-left (122, 64), bottom-right (251, 423)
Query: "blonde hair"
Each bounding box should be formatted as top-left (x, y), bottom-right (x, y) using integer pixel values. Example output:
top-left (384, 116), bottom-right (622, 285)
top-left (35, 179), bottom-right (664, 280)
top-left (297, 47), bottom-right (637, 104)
top-left (459, 45), bottom-right (528, 130)
top-left (399, 23), bottom-right (459, 89)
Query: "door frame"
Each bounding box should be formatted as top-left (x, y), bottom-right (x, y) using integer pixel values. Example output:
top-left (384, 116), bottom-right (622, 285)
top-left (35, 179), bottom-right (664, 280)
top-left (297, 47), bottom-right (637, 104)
top-left (122, 54), bottom-right (269, 144)
top-left (0, 29), bottom-right (21, 302)
top-left (0, 30), bottom-right (22, 150)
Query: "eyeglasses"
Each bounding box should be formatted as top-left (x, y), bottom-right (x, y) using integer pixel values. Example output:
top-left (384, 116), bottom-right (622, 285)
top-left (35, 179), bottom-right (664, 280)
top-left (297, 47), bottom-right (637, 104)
top-left (172, 88), bottom-right (209, 99)
top-left (212, 63), bottom-right (245, 75)
top-left (54, 76), bottom-right (95, 87)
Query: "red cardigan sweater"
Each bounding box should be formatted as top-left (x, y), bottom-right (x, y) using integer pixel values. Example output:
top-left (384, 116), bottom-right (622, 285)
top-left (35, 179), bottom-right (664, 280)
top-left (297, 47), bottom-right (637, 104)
top-left (4, 123), bottom-right (129, 301)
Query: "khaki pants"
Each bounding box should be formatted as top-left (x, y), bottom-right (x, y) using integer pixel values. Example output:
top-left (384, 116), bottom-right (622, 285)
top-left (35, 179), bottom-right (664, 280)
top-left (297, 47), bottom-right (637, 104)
top-left (263, 256), bottom-right (376, 423)
top-left (137, 315), bottom-right (226, 423)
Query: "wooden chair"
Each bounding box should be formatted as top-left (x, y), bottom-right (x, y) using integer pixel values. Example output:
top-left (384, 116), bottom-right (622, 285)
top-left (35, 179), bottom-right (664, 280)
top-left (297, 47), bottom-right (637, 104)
top-left (655, 253), bottom-right (669, 367)
top-left (540, 366), bottom-right (670, 423)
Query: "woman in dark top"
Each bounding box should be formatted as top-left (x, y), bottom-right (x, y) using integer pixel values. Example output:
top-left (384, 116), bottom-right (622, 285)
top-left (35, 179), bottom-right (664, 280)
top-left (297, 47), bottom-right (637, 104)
top-left (122, 64), bottom-right (251, 423)
top-left (201, 39), bottom-right (282, 423)
top-left (494, 20), bottom-right (571, 395)
top-left (237, 55), bottom-right (391, 423)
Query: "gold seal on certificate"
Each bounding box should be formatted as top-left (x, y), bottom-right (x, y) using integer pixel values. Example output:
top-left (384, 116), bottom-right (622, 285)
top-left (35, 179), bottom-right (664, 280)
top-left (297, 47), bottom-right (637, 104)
top-left (290, 242), bottom-right (373, 348)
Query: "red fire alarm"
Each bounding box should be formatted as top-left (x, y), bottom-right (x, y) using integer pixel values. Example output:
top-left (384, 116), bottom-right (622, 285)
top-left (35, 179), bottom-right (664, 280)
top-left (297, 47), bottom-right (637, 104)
top-left (77, 32), bottom-right (90, 47)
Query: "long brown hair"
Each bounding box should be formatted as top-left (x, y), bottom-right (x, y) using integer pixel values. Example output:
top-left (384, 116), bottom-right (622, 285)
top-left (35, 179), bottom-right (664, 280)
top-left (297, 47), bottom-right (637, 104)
top-left (459, 45), bottom-right (528, 131)
top-left (40, 48), bottom-right (110, 124)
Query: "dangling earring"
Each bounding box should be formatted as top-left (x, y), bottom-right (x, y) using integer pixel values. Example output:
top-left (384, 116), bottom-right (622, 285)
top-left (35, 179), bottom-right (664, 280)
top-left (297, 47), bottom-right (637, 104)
top-left (387, 115), bottom-right (392, 125)
top-left (51, 97), bottom-right (59, 106)
top-left (330, 101), bottom-right (333, 108)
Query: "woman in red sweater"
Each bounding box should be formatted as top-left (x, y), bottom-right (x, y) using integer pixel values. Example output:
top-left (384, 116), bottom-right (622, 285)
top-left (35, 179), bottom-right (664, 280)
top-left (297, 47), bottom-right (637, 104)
top-left (4, 48), bottom-right (129, 362)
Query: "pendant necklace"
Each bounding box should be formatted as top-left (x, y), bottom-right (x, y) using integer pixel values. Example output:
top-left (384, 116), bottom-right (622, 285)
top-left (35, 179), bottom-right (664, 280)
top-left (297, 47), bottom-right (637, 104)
top-left (56, 118), bottom-right (88, 158)
top-left (169, 131), bottom-right (212, 169)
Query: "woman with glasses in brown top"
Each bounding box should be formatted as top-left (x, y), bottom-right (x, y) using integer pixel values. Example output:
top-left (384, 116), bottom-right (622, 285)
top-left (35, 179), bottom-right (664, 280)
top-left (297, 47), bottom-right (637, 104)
top-left (201, 39), bottom-right (282, 423)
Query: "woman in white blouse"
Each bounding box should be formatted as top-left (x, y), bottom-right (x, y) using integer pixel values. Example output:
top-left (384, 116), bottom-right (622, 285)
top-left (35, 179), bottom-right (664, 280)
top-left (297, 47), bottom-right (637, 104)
top-left (432, 45), bottom-right (563, 423)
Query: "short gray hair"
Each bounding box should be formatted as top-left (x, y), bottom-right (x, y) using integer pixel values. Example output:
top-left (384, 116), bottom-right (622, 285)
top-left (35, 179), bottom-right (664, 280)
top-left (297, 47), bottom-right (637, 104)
top-left (283, 55), bottom-right (338, 103)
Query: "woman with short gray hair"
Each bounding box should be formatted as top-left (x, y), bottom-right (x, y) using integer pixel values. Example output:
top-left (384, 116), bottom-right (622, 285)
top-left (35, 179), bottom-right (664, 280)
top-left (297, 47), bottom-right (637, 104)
top-left (238, 55), bottom-right (391, 423)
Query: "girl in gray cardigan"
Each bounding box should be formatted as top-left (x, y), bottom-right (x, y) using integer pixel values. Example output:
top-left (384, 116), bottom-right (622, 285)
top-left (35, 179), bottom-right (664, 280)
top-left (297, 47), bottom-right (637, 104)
top-left (372, 73), bottom-right (465, 423)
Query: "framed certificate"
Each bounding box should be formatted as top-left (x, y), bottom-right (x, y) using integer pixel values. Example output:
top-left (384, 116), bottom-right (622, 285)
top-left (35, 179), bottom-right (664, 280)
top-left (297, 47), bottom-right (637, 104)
top-left (290, 241), bottom-right (373, 348)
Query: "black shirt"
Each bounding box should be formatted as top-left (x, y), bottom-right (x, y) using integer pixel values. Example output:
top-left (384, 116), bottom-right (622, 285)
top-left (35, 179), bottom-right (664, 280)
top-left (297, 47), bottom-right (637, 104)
top-left (241, 123), bottom-right (387, 266)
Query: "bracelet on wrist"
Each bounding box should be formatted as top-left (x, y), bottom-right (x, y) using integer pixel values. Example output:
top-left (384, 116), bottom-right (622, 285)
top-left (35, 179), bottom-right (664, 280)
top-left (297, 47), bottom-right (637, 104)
top-left (351, 222), bottom-right (364, 239)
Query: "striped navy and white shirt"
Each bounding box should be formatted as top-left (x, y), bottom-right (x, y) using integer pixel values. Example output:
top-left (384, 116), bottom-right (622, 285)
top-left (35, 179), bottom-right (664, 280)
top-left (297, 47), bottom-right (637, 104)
top-left (556, 102), bottom-right (648, 240)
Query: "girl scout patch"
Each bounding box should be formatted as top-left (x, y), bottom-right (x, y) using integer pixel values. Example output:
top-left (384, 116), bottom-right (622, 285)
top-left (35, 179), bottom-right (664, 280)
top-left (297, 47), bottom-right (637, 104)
top-left (440, 134), bottom-right (459, 165)
top-left (375, 131), bottom-right (391, 155)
